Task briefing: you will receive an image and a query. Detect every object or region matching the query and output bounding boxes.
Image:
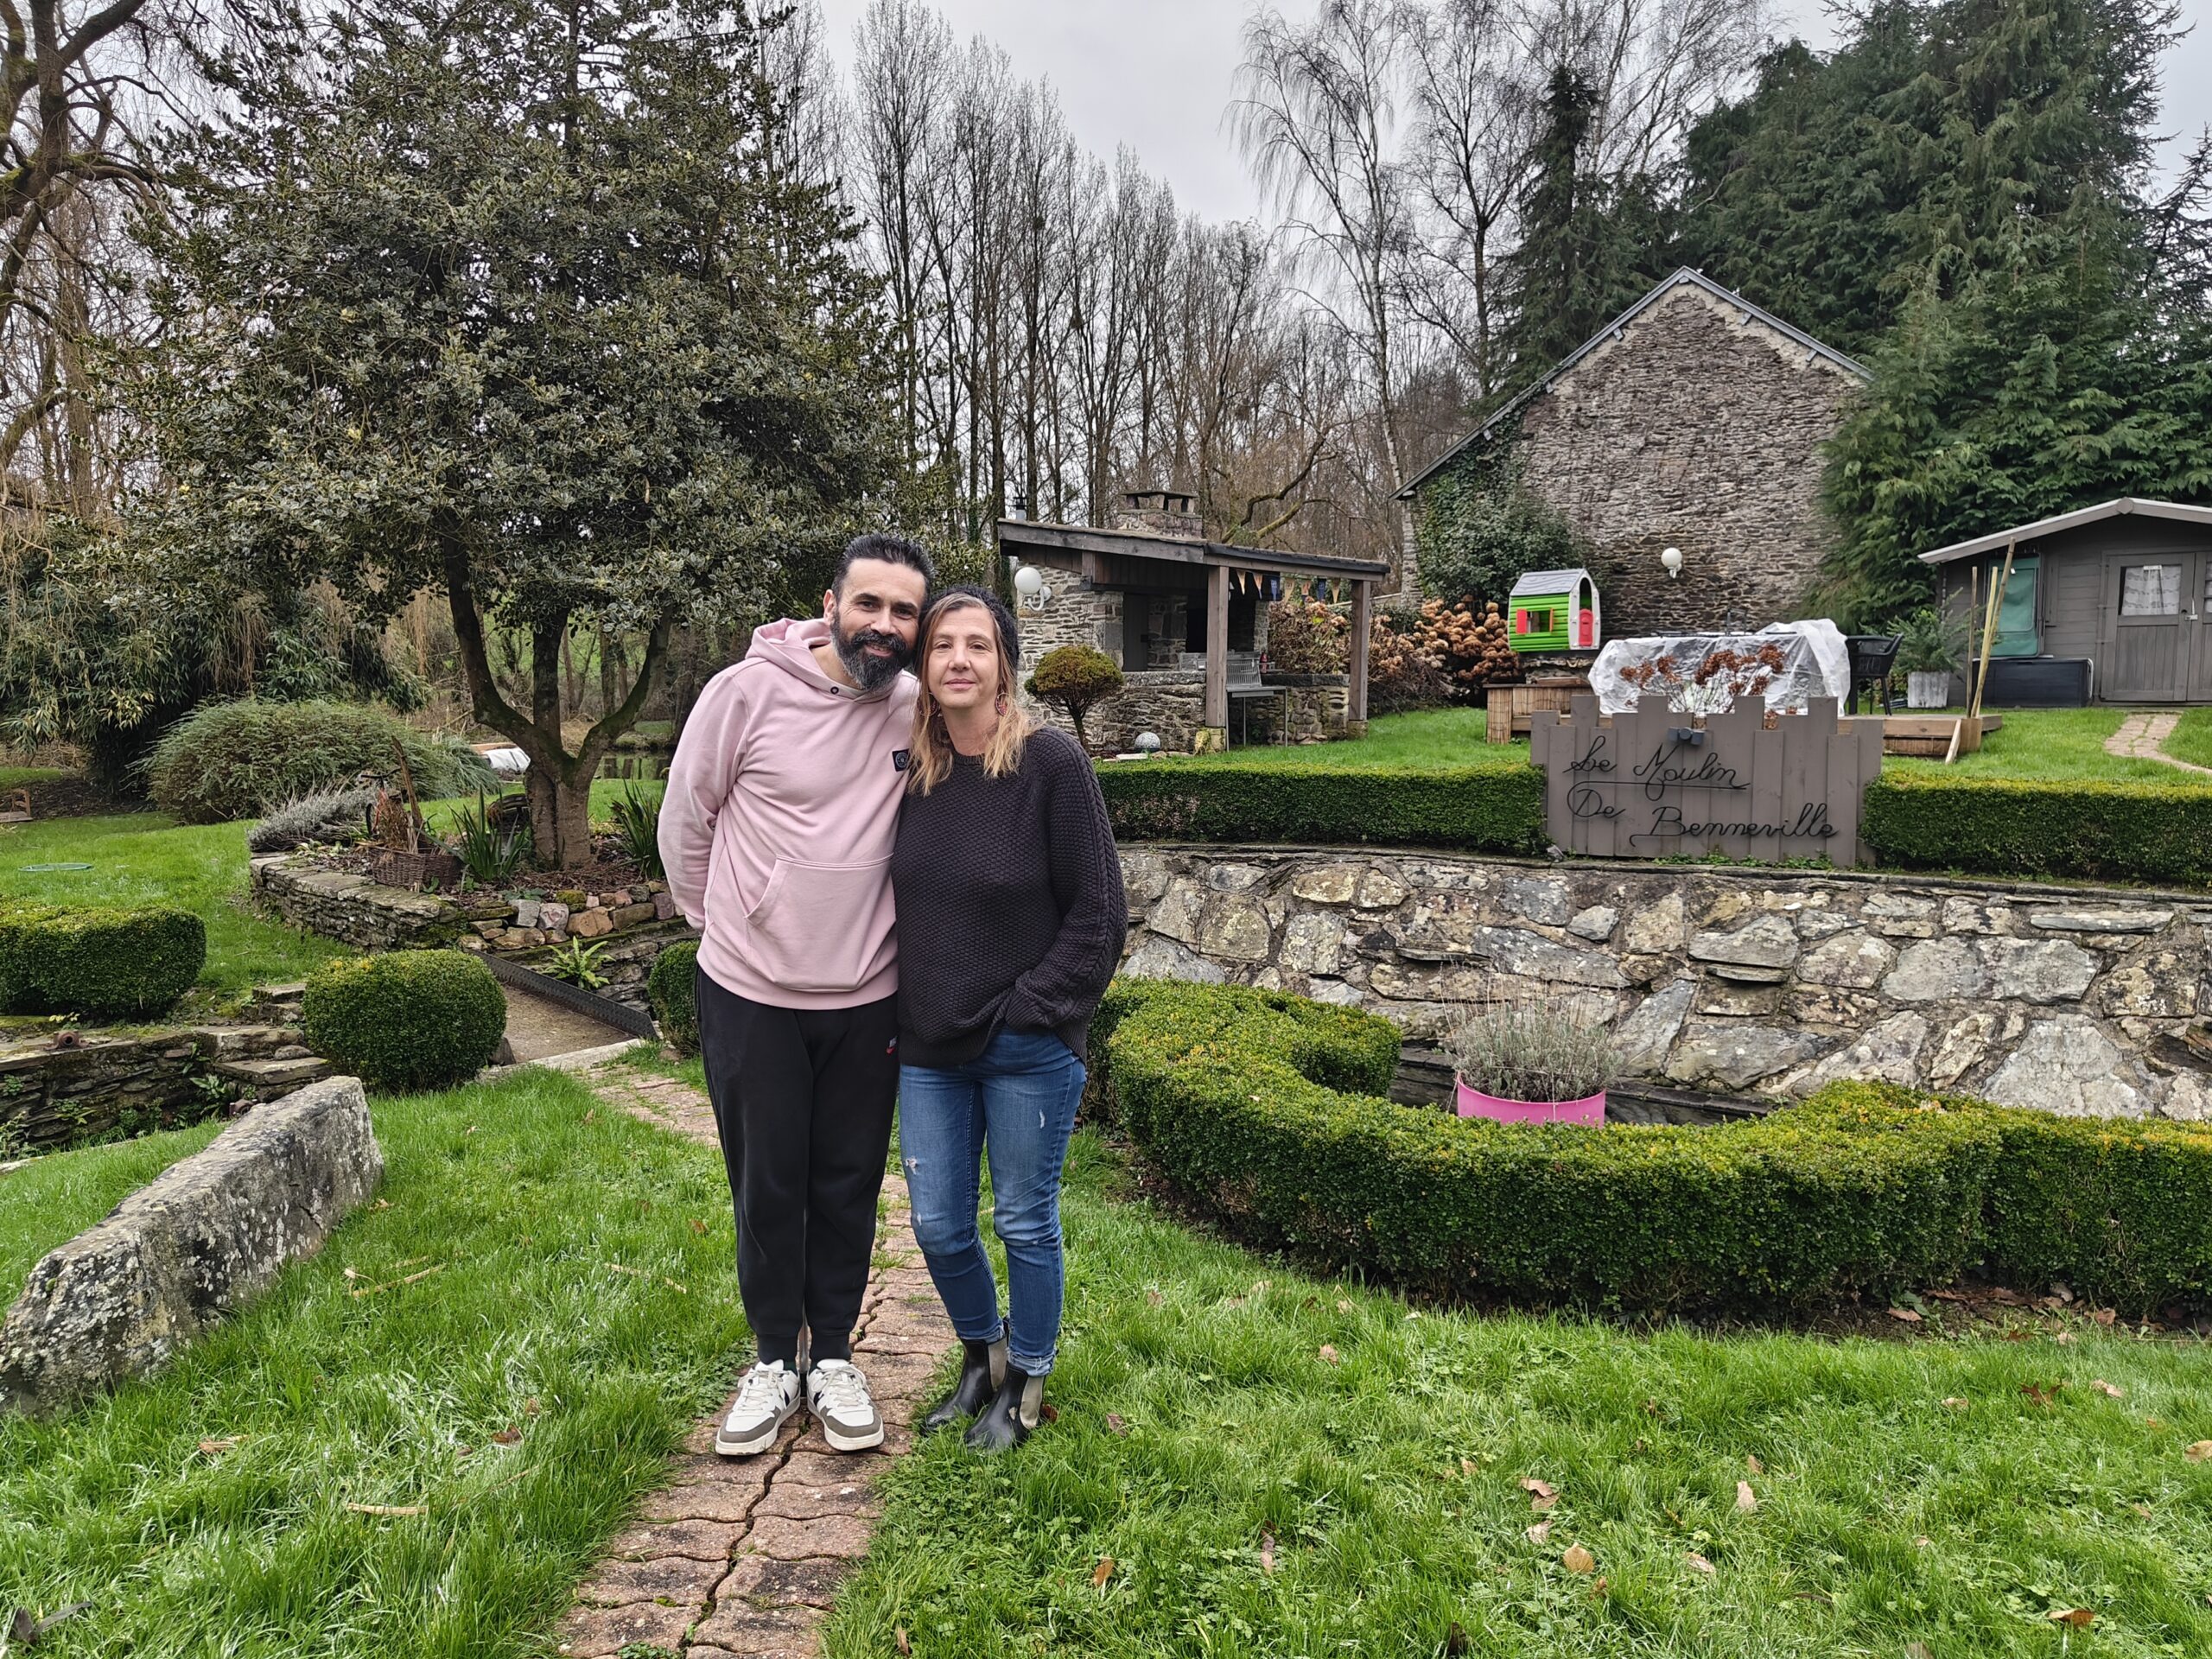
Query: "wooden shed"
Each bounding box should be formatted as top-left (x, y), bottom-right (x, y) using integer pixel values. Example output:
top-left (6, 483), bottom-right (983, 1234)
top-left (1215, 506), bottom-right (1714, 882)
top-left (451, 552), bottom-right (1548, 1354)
top-left (1919, 498), bottom-right (2212, 704)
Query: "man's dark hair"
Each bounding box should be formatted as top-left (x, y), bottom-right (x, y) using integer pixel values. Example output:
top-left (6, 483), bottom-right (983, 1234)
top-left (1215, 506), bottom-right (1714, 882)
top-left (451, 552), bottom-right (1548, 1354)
top-left (833, 531), bottom-right (935, 594)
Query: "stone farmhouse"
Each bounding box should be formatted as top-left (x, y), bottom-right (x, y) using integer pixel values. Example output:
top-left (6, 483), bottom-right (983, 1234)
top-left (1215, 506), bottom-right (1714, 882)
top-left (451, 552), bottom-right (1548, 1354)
top-left (1399, 268), bottom-right (1870, 637)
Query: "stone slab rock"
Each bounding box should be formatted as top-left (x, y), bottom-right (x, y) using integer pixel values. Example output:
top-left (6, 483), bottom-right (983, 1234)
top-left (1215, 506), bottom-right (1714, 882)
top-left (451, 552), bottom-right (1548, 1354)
top-left (0, 1077), bottom-right (383, 1414)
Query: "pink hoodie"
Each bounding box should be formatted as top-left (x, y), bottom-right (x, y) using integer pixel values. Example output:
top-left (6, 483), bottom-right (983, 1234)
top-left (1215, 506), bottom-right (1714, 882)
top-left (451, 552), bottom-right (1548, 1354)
top-left (659, 617), bottom-right (918, 1009)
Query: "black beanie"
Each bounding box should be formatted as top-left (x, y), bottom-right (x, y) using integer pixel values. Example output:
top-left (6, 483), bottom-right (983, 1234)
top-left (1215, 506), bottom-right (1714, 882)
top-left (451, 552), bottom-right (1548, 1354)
top-left (922, 583), bottom-right (1021, 664)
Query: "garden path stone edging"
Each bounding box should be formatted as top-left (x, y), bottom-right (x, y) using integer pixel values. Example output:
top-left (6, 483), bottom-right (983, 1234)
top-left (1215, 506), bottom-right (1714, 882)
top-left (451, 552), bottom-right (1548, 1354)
top-left (0, 1076), bottom-right (381, 1414)
top-left (556, 1064), bottom-right (952, 1659)
top-left (1118, 846), bottom-right (2212, 1121)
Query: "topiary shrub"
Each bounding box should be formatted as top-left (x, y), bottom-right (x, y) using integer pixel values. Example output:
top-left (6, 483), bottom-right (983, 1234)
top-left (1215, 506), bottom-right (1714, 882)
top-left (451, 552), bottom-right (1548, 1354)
top-left (1096, 763), bottom-right (1547, 853)
top-left (1026, 645), bottom-right (1124, 752)
top-left (1091, 981), bottom-right (2212, 1316)
top-left (145, 700), bottom-right (493, 824)
top-left (1863, 775), bottom-right (2212, 885)
top-left (647, 939), bottom-right (700, 1057)
top-left (0, 902), bottom-right (207, 1019)
top-left (302, 950), bottom-right (506, 1091)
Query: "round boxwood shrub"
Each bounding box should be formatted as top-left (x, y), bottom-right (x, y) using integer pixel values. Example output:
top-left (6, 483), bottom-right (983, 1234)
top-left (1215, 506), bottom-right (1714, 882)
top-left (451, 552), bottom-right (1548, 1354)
top-left (0, 902), bottom-right (207, 1018)
top-left (144, 699), bottom-right (494, 823)
top-left (647, 939), bottom-right (700, 1058)
top-left (302, 950), bottom-right (507, 1091)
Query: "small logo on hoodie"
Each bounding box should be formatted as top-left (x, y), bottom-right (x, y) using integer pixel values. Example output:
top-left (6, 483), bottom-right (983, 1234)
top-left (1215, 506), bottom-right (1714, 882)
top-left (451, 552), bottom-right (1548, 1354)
top-left (892, 749), bottom-right (911, 772)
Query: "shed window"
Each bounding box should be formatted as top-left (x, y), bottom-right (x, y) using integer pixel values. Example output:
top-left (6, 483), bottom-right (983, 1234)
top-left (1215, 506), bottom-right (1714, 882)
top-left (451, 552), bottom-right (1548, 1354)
top-left (2120, 565), bottom-right (2182, 616)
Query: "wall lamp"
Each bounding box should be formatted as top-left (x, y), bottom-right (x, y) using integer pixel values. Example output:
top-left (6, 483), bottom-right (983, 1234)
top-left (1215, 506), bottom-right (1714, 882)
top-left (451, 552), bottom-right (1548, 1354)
top-left (1661, 545), bottom-right (1684, 581)
top-left (1012, 561), bottom-right (1052, 611)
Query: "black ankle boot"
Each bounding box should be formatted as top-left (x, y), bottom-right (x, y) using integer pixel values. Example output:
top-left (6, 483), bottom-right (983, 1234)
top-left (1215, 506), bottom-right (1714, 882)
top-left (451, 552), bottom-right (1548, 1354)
top-left (964, 1363), bottom-right (1043, 1453)
top-left (921, 1332), bottom-right (1007, 1436)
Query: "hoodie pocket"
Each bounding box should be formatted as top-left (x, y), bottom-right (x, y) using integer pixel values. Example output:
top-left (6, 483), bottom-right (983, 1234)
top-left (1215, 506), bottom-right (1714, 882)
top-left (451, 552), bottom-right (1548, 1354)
top-left (743, 857), bottom-right (893, 994)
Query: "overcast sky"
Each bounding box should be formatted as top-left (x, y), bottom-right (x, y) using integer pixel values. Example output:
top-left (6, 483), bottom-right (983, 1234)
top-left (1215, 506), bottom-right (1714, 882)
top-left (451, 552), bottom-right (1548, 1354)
top-left (813, 0), bottom-right (2212, 228)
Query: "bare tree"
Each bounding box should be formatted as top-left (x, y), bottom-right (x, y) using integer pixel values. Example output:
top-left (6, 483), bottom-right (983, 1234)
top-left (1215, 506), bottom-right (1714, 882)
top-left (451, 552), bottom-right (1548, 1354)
top-left (1234, 0), bottom-right (1412, 491)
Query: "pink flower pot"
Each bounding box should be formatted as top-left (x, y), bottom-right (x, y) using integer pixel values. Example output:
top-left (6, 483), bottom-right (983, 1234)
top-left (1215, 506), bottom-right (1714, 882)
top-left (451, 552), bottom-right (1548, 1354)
top-left (1453, 1077), bottom-right (1605, 1127)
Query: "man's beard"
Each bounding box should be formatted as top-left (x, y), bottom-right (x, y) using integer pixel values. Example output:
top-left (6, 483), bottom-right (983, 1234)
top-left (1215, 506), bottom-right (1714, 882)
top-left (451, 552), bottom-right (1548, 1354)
top-left (831, 613), bottom-right (912, 692)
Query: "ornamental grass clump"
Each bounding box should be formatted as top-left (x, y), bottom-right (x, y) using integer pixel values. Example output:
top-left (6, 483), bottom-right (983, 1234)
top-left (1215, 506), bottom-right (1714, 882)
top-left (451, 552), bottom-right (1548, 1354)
top-left (1447, 993), bottom-right (1618, 1103)
top-left (245, 786), bottom-right (377, 853)
top-left (145, 700), bottom-right (493, 823)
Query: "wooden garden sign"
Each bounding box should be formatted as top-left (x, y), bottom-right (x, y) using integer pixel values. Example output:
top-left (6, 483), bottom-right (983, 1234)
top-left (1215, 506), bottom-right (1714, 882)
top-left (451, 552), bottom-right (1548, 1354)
top-left (1529, 695), bottom-right (1885, 868)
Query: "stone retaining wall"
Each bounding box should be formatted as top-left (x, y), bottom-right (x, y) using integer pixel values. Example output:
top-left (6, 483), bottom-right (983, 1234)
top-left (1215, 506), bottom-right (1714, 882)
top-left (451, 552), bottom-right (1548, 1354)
top-left (0, 1026), bottom-right (329, 1155)
top-left (1118, 847), bottom-right (2212, 1121)
top-left (250, 855), bottom-right (696, 1009)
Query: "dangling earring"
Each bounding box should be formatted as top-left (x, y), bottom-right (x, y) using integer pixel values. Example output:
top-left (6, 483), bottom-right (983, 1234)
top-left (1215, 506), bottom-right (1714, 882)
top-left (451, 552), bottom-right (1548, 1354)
top-left (995, 690), bottom-right (1008, 715)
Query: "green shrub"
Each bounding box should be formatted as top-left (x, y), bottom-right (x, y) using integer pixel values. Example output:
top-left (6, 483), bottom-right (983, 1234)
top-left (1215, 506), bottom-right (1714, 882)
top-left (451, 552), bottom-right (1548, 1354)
top-left (1863, 775), bottom-right (2212, 885)
top-left (1027, 645), bottom-right (1125, 750)
top-left (145, 699), bottom-right (494, 824)
top-left (1096, 764), bottom-right (1547, 852)
top-left (646, 940), bottom-right (700, 1057)
top-left (0, 902), bottom-right (206, 1018)
top-left (1091, 980), bottom-right (2212, 1315)
top-left (302, 950), bottom-right (506, 1091)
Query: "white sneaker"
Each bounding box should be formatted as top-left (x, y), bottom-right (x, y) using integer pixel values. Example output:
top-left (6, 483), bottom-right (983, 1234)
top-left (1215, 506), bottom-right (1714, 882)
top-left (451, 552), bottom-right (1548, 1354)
top-left (715, 1361), bottom-right (800, 1457)
top-left (805, 1358), bottom-right (885, 1452)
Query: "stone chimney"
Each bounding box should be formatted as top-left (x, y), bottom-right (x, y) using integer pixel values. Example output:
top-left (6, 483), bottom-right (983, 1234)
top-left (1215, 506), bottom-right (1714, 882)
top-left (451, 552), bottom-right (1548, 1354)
top-left (1110, 488), bottom-right (1203, 540)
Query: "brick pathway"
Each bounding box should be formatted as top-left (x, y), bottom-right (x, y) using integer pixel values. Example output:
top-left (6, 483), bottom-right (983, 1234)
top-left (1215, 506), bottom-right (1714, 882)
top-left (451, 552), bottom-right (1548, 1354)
top-left (2105, 710), bottom-right (2212, 776)
top-left (556, 1065), bottom-right (952, 1659)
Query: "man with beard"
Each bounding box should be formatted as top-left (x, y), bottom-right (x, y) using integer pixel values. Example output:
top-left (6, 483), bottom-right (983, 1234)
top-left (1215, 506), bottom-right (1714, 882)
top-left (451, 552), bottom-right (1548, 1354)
top-left (660, 532), bottom-right (933, 1455)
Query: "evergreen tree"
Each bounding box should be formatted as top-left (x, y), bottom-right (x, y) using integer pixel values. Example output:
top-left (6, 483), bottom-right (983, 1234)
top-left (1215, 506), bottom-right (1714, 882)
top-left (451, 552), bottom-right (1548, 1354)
top-left (130, 0), bottom-right (892, 865)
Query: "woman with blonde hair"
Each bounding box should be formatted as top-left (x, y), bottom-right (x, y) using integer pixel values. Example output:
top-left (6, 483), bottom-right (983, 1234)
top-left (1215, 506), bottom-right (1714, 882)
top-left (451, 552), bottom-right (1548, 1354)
top-left (890, 584), bottom-right (1127, 1451)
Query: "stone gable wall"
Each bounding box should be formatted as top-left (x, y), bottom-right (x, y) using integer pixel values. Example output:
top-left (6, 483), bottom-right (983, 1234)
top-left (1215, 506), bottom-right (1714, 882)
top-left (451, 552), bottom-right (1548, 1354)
top-left (1437, 282), bottom-right (1862, 637)
top-left (1117, 846), bottom-right (2212, 1122)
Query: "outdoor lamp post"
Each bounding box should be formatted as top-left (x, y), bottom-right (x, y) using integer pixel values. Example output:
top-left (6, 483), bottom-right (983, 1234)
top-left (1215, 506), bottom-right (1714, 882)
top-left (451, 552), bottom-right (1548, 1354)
top-left (1661, 545), bottom-right (1684, 580)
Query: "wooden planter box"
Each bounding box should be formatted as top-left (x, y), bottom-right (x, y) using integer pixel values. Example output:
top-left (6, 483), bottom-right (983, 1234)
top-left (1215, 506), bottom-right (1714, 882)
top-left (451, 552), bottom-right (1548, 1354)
top-left (1484, 677), bottom-right (1588, 743)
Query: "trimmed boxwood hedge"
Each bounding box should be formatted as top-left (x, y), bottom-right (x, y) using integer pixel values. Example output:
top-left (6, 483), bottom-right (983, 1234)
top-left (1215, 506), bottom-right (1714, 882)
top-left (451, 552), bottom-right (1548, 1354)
top-left (0, 902), bottom-right (206, 1018)
top-left (647, 939), bottom-right (700, 1057)
top-left (1863, 775), bottom-right (2212, 885)
top-left (1096, 763), bottom-right (1546, 851)
top-left (1090, 979), bottom-right (2212, 1314)
top-left (302, 950), bottom-right (506, 1092)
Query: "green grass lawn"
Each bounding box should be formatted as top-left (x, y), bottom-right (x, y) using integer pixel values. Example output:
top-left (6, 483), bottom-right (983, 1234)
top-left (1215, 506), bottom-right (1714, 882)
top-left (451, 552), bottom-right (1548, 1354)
top-left (0, 1121), bottom-right (225, 1288)
top-left (0, 814), bottom-right (349, 996)
top-left (829, 1131), bottom-right (2212, 1658)
top-left (1886, 706), bottom-right (2212, 787)
top-left (1141, 709), bottom-right (1535, 772)
top-left (0, 766), bottom-right (76, 792)
top-left (0, 1063), bottom-right (747, 1659)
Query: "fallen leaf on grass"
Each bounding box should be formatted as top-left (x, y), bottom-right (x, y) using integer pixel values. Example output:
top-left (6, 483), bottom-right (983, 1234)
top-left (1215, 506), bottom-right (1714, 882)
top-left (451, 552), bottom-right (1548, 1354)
top-left (2184, 1440), bottom-right (2212, 1463)
top-left (582, 1109), bottom-right (595, 1124)
top-left (1105, 1413), bottom-right (1128, 1437)
top-left (6, 1600), bottom-right (91, 1647)
top-left (491, 1428), bottom-right (522, 1446)
top-left (342, 1267), bottom-right (360, 1281)
top-left (1459, 1458), bottom-right (1478, 1477)
top-left (2092, 1379), bottom-right (2124, 1399)
top-left (1318, 1344), bottom-right (1339, 1364)
top-left (346, 1503), bottom-right (425, 1516)
top-left (1145, 1289), bottom-right (1163, 1307)
top-left (2047, 1608), bottom-right (2094, 1628)
top-left (1091, 1556), bottom-right (1114, 1590)
top-left (2055, 1331), bottom-right (2075, 1344)
top-left (895, 1627), bottom-right (910, 1655)
top-left (1736, 1481), bottom-right (1758, 1513)
top-left (196, 1436), bottom-right (241, 1458)
top-left (1913, 1535), bottom-right (1932, 1548)
top-left (1592, 1576), bottom-right (1608, 1594)
top-left (2132, 1503), bottom-right (2152, 1518)
top-left (1791, 1591), bottom-right (1833, 1606)
top-left (523, 1398), bottom-right (541, 1416)
top-left (1527, 1521), bottom-right (1552, 1544)
top-left (2093, 1307), bottom-right (2116, 1326)
top-left (1336, 1298), bottom-right (1353, 1313)
top-left (688, 1218), bottom-right (708, 1236)
top-left (1261, 1528), bottom-right (1276, 1575)
top-left (1684, 1553), bottom-right (1715, 1576)
top-left (1941, 1397), bottom-right (1969, 1410)
top-left (348, 1263), bottom-right (444, 1299)
top-left (1562, 1545), bottom-right (1595, 1574)
top-left (1038, 1402), bottom-right (1058, 1423)
top-left (2021, 1382), bottom-right (2063, 1408)
top-left (1445, 1621), bottom-right (1471, 1654)
top-left (2146, 1416), bottom-right (2164, 1430)
top-left (1530, 1493), bottom-right (1558, 1513)
top-left (1887, 1306), bottom-right (1923, 1324)
top-left (1745, 1454), bottom-right (1764, 1475)
top-left (1518, 1478), bottom-right (1556, 1500)
top-left (1906, 1643), bottom-right (1934, 1659)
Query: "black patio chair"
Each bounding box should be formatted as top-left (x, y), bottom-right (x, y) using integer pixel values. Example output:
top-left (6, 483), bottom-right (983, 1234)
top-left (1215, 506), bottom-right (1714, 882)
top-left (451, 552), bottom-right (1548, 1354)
top-left (1845, 633), bottom-right (1901, 715)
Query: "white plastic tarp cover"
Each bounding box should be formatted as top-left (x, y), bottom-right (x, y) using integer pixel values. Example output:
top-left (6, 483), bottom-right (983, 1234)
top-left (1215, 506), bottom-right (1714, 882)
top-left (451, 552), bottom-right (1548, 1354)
top-left (1589, 620), bottom-right (1852, 715)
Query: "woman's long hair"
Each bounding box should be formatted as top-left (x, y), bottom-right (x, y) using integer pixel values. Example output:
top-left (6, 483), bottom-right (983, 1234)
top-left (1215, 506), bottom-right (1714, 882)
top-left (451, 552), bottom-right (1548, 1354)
top-left (906, 591), bottom-right (1033, 793)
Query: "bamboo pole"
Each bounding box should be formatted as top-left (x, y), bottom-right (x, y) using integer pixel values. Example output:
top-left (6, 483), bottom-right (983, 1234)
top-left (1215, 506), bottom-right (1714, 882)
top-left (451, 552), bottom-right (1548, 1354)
top-left (1952, 537), bottom-right (2016, 761)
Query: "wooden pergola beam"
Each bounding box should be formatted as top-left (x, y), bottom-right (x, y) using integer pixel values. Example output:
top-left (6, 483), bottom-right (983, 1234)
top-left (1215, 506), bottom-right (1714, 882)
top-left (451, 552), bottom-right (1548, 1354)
top-left (1204, 563), bottom-right (1230, 731)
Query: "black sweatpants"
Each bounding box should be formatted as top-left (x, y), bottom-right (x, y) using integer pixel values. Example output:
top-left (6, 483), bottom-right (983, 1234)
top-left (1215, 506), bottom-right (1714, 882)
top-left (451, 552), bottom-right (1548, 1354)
top-left (696, 969), bottom-right (899, 1369)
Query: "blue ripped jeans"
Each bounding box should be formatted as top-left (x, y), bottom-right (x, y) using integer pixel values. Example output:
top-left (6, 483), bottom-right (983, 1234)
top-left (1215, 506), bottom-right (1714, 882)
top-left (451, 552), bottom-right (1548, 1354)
top-left (898, 1027), bottom-right (1086, 1376)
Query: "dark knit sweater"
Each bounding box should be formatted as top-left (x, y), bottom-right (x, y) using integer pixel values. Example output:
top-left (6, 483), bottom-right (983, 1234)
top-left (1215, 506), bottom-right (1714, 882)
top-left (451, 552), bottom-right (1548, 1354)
top-left (891, 728), bottom-right (1128, 1068)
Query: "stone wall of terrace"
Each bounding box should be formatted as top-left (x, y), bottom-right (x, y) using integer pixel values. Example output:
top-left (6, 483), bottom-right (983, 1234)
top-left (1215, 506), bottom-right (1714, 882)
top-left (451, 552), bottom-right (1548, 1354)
top-left (0, 1026), bottom-right (327, 1156)
top-left (1117, 847), bottom-right (2212, 1121)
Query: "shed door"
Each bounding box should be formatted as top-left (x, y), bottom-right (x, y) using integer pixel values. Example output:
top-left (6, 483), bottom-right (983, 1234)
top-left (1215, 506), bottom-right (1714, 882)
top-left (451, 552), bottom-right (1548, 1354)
top-left (2100, 553), bottom-right (2193, 701)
